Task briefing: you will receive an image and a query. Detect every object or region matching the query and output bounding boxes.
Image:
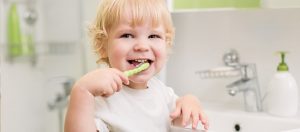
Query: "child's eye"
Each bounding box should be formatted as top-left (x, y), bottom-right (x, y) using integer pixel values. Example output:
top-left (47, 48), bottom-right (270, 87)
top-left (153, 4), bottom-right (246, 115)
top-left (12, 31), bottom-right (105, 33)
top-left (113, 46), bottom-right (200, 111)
top-left (120, 33), bottom-right (134, 38)
top-left (149, 34), bottom-right (161, 39)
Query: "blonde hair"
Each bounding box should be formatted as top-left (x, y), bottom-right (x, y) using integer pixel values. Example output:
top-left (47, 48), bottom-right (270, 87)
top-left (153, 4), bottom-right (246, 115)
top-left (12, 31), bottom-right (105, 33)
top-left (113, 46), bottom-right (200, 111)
top-left (89, 0), bottom-right (175, 64)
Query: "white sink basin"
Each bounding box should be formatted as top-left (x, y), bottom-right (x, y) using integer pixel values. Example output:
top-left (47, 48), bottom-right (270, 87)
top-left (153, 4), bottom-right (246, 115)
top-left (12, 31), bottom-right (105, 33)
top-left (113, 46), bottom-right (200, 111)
top-left (203, 102), bottom-right (300, 132)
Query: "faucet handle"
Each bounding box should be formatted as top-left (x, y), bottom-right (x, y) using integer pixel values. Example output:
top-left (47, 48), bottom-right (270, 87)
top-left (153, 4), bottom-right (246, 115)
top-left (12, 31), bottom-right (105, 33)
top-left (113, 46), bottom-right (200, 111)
top-left (226, 78), bottom-right (251, 88)
top-left (62, 78), bottom-right (74, 96)
top-left (223, 49), bottom-right (240, 67)
top-left (46, 76), bottom-right (75, 110)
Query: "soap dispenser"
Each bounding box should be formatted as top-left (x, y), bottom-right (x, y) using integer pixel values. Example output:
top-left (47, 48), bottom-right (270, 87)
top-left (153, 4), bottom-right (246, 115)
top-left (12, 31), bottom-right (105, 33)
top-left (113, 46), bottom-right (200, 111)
top-left (266, 52), bottom-right (298, 116)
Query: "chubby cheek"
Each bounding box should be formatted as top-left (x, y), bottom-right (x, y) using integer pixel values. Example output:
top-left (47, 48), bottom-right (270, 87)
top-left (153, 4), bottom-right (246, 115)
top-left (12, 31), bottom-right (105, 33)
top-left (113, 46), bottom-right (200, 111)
top-left (153, 46), bottom-right (168, 73)
top-left (107, 43), bottom-right (127, 70)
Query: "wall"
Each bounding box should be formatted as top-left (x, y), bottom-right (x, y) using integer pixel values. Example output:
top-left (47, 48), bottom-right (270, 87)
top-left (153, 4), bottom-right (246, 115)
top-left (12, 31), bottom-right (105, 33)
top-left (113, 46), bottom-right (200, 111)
top-left (166, 8), bottom-right (300, 109)
top-left (0, 1), bottom-right (4, 131)
top-left (81, 0), bottom-right (100, 71)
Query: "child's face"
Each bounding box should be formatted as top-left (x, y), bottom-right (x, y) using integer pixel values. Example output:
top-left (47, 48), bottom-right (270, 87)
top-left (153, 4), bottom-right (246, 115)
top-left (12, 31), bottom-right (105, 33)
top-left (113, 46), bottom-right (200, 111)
top-left (107, 15), bottom-right (168, 89)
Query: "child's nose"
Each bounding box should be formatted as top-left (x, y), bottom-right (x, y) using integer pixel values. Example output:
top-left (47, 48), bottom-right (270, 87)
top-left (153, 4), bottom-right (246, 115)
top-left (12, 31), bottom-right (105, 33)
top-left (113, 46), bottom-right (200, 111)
top-left (133, 40), bottom-right (150, 52)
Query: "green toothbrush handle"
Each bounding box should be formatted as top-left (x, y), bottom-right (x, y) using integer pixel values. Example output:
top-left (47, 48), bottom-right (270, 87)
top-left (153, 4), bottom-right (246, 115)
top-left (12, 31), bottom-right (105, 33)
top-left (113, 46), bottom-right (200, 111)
top-left (124, 63), bottom-right (150, 77)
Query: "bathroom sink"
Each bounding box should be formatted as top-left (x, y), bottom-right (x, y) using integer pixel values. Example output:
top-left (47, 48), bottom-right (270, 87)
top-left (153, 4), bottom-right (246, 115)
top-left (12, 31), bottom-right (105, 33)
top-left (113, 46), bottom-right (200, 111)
top-left (170, 126), bottom-right (206, 132)
top-left (202, 102), bottom-right (300, 132)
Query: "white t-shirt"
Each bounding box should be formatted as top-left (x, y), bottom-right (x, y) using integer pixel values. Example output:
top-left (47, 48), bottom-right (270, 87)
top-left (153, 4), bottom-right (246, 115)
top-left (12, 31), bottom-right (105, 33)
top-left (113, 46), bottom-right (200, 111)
top-left (94, 77), bottom-right (178, 132)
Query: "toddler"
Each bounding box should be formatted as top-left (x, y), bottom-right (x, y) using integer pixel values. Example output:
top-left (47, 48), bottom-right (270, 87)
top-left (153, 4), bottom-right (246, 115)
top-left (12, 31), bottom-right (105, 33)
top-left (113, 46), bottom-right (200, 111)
top-left (64, 0), bottom-right (209, 131)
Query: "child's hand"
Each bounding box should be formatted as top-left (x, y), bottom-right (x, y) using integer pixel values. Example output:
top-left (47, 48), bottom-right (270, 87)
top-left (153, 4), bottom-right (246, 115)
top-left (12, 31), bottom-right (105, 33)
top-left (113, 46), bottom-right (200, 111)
top-left (170, 95), bottom-right (209, 130)
top-left (74, 68), bottom-right (129, 97)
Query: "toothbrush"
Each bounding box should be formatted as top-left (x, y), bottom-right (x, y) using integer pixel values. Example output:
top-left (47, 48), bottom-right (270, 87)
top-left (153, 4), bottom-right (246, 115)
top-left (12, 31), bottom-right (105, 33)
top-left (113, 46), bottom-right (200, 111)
top-left (124, 63), bottom-right (150, 77)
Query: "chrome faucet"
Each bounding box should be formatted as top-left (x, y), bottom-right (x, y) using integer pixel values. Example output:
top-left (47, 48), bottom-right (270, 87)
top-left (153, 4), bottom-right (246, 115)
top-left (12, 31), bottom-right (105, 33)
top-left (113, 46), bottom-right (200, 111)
top-left (223, 49), bottom-right (262, 112)
top-left (48, 77), bottom-right (74, 110)
top-left (47, 76), bottom-right (74, 132)
top-left (226, 64), bottom-right (263, 112)
top-left (197, 49), bottom-right (263, 112)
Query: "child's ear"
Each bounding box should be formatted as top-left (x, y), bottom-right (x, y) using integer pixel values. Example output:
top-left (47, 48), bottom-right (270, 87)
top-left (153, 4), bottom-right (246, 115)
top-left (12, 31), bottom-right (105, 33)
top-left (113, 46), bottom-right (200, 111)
top-left (100, 49), bottom-right (108, 58)
top-left (99, 42), bottom-right (108, 56)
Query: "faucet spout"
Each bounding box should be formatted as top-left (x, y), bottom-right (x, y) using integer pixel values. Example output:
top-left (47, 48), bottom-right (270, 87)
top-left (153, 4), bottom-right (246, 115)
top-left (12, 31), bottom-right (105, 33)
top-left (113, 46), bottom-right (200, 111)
top-left (226, 64), bottom-right (263, 112)
top-left (226, 78), bottom-right (250, 89)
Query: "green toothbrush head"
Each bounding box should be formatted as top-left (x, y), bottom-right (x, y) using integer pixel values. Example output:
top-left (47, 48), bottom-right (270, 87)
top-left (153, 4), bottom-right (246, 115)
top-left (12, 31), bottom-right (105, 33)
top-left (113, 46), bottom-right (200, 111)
top-left (124, 63), bottom-right (150, 77)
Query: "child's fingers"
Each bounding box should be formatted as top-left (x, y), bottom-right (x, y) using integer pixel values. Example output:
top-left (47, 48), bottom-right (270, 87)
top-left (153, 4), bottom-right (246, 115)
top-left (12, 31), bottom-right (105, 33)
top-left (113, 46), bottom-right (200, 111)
top-left (181, 109), bottom-right (191, 126)
top-left (113, 69), bottom-right (129, 85)
top-left (170, 105), bottom-right (181, 119)
top-left (101, 76), bottom-right (122, 97)
top-left (199, 111), bottom-right (209, 130)
top-left (202, 120), bottom-right (209, 130)
top-left (112, 75), bottom-right (123, 92)
top-left (102, 85), bottom-right (114, 97)
top-left (111, 80), bottom-right (118, 92)
top-left (203, 119), bottom-right (209, 130)
top-left (191, 111), bottom-right (199, 129)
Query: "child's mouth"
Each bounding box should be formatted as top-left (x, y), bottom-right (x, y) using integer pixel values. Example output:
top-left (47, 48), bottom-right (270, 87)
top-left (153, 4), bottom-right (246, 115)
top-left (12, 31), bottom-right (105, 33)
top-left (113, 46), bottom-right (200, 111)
top-left (127, 59), bottom-right (153, 67)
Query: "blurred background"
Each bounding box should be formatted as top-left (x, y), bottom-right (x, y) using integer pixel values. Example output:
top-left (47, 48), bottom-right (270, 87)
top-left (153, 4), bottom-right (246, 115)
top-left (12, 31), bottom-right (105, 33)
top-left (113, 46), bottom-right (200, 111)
top-left (1, 0), bottom-right (99, 131)
top-left (1, 0), bottom-right (300, 132)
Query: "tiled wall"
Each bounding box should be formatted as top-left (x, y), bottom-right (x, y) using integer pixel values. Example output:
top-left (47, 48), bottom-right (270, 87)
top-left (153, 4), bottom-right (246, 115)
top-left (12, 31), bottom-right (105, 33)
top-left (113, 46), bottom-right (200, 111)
top-left (166, 8), bottom-right (300, 109)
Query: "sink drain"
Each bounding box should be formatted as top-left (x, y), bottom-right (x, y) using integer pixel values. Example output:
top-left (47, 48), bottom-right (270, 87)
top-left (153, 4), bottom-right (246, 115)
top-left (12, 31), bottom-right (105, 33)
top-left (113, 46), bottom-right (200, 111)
top-left (234, 123), bottom-right (241, 132)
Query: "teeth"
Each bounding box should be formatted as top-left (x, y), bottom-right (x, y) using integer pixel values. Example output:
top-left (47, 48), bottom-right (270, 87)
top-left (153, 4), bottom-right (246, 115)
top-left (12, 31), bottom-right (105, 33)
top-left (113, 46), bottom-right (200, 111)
top-left (135, 59), bottom-right (147, 63)
top-left (133, 59), bottom-right (148, 67)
